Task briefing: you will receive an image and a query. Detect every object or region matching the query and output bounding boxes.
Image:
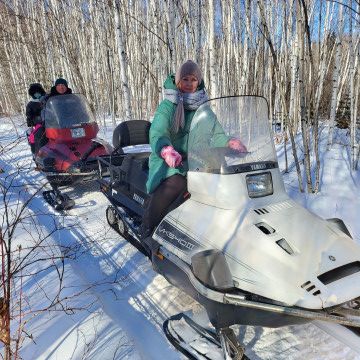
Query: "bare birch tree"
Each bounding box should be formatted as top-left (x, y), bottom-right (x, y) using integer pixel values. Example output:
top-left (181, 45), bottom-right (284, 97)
top-left (327, 4), bottom-right (344, 149)
top-left (114, 0), bottom-right (132, 120)
top-left (208, 0), bottom-right (218, 97)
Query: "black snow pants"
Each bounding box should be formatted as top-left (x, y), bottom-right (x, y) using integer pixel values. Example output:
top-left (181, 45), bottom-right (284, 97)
top-left (141, 174), bottom-right (187, 236)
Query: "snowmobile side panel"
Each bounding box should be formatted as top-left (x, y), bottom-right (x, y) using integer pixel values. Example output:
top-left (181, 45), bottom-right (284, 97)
top-left (155, 247), bottom-right (360, 330)
top-left (110, 187), bottom-right (146, 216)
top-left (191, 249), bottom-right (234, 291)
top-left (152, 247), bottom-right (309, 329)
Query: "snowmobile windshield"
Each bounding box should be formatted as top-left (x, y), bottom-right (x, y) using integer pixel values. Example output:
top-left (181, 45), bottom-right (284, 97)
top-left (43, 94), bottom-right (95, 129)
top-left (187, 96), bottom-right (277, 174)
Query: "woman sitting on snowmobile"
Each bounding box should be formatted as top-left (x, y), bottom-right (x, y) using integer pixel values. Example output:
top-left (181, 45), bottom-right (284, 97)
top-left (26, 83), bottom-right (47, 155)
top-left (141, 60), bottom-right (247, 237)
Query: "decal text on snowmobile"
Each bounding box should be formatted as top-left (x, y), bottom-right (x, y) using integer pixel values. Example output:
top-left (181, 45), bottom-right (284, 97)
top-left (156, 221), bottom-right (200, 252)
top-left (250, 163), bottom-right (267, 171)
top-left (158, 227), bottom-right (195, 250)
top-left (133, 193), bottom-right (145, 205)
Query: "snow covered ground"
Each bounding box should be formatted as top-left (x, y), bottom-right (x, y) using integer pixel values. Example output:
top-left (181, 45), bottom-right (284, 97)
top-left (0, 116), bottom-right (359, 360)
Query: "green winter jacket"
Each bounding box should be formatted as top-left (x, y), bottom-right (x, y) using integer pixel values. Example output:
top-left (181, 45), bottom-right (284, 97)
top-left (146, 75), bottom-right (229, 193)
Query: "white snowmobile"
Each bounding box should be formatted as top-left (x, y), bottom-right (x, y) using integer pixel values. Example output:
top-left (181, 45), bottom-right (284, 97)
top-left (99, 96), bottom-right (360, 360)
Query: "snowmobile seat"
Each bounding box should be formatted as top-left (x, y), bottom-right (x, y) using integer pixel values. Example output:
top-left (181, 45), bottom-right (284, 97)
top-left (112, 120), bottom-right (150, 151)
top-left (109, 120), bottom-right (151, 188)
top-left (109, 119), bottom-right (151, 168)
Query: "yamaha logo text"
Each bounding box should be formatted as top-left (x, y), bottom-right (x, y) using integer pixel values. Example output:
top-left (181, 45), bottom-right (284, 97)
top-left (133, 193), bottom-right (145, 205)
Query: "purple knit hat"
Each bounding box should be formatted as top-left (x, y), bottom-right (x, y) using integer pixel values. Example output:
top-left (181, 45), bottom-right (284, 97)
top-left (175, 60), bottom-right (202, 85)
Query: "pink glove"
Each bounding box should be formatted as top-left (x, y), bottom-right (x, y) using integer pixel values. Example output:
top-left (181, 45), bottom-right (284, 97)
top-left (228, 138), bottom-right (247, 152)
top-left (161, 146), bottom-right (182, 168)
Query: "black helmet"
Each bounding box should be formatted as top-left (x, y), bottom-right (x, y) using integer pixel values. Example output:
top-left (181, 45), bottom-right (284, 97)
top-left (28, 83), bottom-right (46, 99)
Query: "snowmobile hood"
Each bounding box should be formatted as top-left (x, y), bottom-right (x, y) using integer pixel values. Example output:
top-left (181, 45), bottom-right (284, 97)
top-left (159, 190), bottom-right (360, 310)
top-left (36, 138), bottom-right (111, 173)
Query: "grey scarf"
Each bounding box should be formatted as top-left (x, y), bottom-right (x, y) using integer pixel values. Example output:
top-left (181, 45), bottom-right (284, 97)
top-left (163, 88), bottom-right (209, 133)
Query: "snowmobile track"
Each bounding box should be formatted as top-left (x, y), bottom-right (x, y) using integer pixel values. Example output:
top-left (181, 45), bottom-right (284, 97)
top-left (107, 218), bottom-right (149, 257)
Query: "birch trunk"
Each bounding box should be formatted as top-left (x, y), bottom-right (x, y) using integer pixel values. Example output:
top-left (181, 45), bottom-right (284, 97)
top-left (195, 0), bottom-right (202, 64)
top-left (298, 1), bottom-right (313, 193)
top-left (208, 0), bottom-right (218, 97)
top-left (114, 0), bottom-right (132, 120)
top-left (165, 0), bottom-right (176, 72)
top-left (241, 0), bottom-right (252, 94)
top-left (327, 4), bottom-right (344, 149)
top-left (349, 2), bottom-right (357, 170)
top-left (286, 7), bottom-right (303, 193)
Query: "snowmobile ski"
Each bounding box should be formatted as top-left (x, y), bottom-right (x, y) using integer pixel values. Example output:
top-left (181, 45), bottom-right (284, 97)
top-left (163, 313), bottom-right (249, 360)
top-left (43, 190), bottom-right (75, 211)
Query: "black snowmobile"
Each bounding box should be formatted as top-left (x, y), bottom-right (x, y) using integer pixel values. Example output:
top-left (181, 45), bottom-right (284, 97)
top-left (99, 119), bottom-right (154, 250)
top-left (99, 96), bottom-right (360, 360)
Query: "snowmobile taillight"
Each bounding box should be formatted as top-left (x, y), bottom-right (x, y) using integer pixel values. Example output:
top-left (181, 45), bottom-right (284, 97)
top-left (246, 172), bottom-right (273, 198)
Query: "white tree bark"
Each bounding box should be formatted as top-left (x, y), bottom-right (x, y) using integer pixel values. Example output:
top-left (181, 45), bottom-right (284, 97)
top-left (195, 0), bottom-right (202, 64)
top-left (113, 0), bottom-right (132, 120)
top-left (240, 0), bottom-right (252, 94)
top-left (165, 0), bottom-right (176, 72)
top-left (208, 0), bottom-right (218, 97)
top-left (349, 1), bottom-right (358, 170)
top-left (327, 4), bottom-right (344, 149)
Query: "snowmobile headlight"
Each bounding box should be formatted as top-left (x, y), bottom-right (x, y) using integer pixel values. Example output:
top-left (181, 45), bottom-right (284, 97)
top-left (246, 172), bottom-right (273, 198)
